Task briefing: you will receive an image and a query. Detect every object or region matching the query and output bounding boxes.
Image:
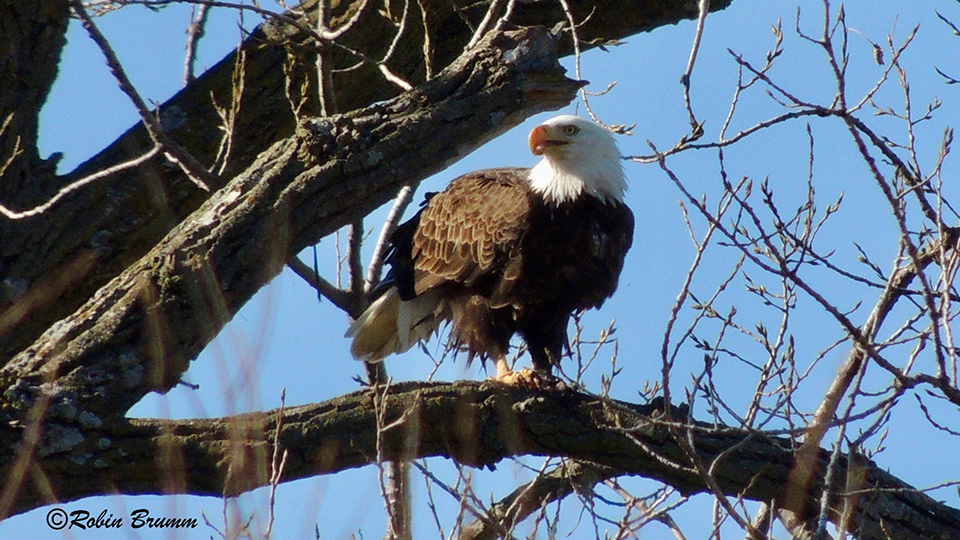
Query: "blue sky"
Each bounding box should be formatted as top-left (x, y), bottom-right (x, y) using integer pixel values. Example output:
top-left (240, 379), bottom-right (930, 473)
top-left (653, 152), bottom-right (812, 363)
top-left (9, 0), bottom-right (960, 538)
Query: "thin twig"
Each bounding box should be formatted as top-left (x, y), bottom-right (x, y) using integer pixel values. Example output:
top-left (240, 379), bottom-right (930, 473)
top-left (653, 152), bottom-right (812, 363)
top-left (265, 389), bottom-right (289, 539)
top-left (680, 0), bottom-right (709, 131)
top-left (320, 0), bottom-right (371, 41)
top-left (0, 145), bottom-right (162, 219)
top-left (106, 0), bottom-right (414, 91)
top-left (71, 0), bottom-right (213, 191)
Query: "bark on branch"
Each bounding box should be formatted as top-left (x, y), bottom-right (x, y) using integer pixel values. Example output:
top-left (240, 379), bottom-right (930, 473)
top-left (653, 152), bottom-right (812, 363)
top-left (0, 26), bottom-right (581, 421)
top-left (7, 381), bottom-right (959, 540)
top-left (0, 0), bottom-right (734, 362)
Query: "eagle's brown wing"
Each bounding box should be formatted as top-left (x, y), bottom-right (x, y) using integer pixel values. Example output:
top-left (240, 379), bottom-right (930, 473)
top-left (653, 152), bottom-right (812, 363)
top-left (411, 168), bottom-right (531, 296)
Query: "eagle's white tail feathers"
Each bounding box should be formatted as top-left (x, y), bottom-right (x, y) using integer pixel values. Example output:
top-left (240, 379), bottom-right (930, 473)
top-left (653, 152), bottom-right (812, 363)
top-left (346, 289), bottom-right (400, 362)
top-left (397, 289), bottom-right (444, 352)
top-left (346, 288), bottom-right (445, 362)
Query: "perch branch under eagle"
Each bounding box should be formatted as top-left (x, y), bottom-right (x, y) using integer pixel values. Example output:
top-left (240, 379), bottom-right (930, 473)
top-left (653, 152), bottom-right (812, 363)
top-left (347, 115), bottom-right (634, 385)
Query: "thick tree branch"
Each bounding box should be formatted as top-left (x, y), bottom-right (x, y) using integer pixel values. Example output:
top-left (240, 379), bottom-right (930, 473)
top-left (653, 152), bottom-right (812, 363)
top-left (0, 26), bottom-right (582, 419)
top-left (0, 0), bottom-right (69, 204)
top-left (6, 381), bottom-right (958, 540)
top-left (0, 0), bottom-right (735, 362)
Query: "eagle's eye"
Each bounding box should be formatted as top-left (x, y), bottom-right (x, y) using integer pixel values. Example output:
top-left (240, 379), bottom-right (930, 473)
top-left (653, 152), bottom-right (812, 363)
top-left (563, 125), bottom-right (580, 136)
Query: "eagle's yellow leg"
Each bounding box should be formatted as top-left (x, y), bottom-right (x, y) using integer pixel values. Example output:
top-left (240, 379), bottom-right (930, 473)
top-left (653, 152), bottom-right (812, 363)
top-left (493, 356), bottom-right (541, 388)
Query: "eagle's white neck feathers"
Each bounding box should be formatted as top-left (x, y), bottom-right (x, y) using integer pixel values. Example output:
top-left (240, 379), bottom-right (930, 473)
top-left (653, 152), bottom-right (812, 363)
top-left (527, 115), bottom-right (627, 205)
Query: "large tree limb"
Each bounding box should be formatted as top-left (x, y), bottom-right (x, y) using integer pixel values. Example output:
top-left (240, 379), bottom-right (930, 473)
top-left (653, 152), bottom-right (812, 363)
top-left (6, 381), bottom-right (959, 540)
top-left (0, 26), bottom-right (581, 419)
top-left (0, 0), bottom-right (735, 362)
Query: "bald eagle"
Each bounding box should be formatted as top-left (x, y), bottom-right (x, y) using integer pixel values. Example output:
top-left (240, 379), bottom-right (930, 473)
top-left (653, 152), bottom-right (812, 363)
top-left (346, 115), bottom-right (634, 384)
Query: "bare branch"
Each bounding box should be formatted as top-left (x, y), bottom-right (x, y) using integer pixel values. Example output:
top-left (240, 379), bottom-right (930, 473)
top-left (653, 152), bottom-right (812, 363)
top-left (366, 184), bottom-right (418, 293)
top-left (0, 145), bottom-right (162, 219)
top-left (0, 23), bottom-right (584, 429)
top-left (459, 460), bottom-right (616, 540)
top-left (286, 256), bottom-right (353, 313)
top-left (183, 3), bottom-right (211, 85)
top-left (70, 0), bottom-right (214, 191)
top-left (6, 382), bottom-right (958, 540)
top-left (680, 0), bottom-right (709, 133)
top-left (347, 219), bottom-right (365, 311)
top-left (466, 0), bottom-right (506, 50)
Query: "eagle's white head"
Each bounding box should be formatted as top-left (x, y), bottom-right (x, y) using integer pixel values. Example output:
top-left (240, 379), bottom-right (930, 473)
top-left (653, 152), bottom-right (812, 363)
top-left (527, 115), bottom-right (627, 205)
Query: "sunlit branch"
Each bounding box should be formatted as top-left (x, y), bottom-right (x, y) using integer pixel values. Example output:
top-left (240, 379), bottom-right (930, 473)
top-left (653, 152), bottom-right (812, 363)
top-left (264, 389), bottom-right (289, 539)
top-left (680, 0), bottom-right (709, 132)
top-left (183, 3), bottom-right (210, 85)
top-left (377, 0), bottom-right (413, 91)
top-left (366, 183), bottom-right (417, 293)
top-left (556, 0), bottom-right (612, 130)
top-left (319, 0), bottom-right (371, 41)
top-left (316, 0), bottom-right (337, 117)
top-left (466, 0), bottom-right (506, 50)
top-left (414, 0), bottom-right (433, 79)
top-left (347, 219), bottom-right (365, 308)
top-left (0, 145), bottom-right (162, 220)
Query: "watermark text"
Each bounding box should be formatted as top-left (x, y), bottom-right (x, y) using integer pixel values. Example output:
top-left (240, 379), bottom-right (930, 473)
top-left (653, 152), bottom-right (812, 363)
top-left (45, 507), bottom-right (198, 530)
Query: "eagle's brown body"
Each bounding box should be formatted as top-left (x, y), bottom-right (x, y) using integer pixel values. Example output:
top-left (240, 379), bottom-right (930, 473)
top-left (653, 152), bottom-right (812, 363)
top-left (347, 115), bottom-right (634, 379)
top-left (356, 168), bottom-right (633, 372)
